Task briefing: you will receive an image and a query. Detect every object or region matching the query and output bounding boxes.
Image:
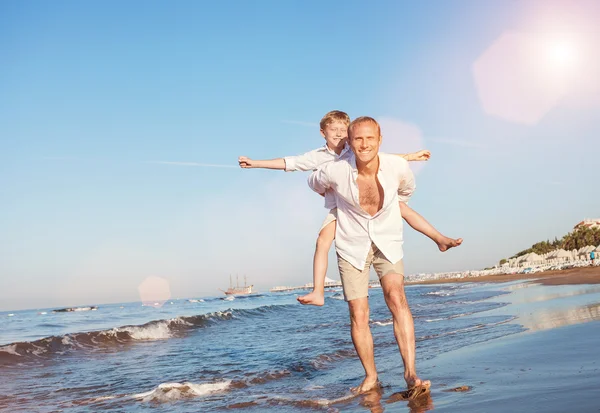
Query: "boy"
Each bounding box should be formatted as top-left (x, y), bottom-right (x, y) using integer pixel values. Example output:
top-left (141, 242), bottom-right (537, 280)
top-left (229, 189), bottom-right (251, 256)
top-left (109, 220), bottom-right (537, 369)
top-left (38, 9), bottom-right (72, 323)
top-left (239, 110), bottom-right (462, 306)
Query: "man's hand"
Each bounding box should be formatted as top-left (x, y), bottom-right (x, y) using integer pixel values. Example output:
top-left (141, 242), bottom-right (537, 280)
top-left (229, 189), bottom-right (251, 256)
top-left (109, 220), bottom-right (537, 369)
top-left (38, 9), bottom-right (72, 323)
top-left (238, 156), bottom-right (254, 168)
top-left (413, 150), bottom-right (431, 161)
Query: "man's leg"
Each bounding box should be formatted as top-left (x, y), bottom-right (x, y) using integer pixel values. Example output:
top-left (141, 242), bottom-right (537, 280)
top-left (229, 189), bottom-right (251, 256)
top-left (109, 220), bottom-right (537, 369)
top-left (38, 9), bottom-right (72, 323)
top-left (399, 202), bottom-right (462, 252)
top-left (298, 219), bottom-right (336, 306)
top-left (337, 246), bottom-right (379, 393)
top-left (348, 297), bottom-right (379, 393)
top-left (374, 253), bottom-right (428, 390)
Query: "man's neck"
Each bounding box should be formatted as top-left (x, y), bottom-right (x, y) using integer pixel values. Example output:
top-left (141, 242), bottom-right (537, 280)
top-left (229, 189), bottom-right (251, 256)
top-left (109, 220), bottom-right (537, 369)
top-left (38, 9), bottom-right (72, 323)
top-left (356, 155), bottom-right (379, 176)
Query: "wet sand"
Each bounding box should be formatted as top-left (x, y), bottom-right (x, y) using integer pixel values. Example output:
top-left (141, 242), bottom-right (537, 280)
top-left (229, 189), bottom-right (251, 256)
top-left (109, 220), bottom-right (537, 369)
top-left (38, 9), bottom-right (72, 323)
top-left (410, 265), bottom-right (600, 286)
top-left (340, 275), bottom-right (600, 412)
top-left (412, 280), bottom-right (600, 413)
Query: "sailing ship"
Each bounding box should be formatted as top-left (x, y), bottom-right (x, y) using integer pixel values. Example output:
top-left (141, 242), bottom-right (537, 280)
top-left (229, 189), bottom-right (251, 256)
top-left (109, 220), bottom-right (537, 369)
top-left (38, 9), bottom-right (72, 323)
top-left (221, 274), bottom-right (254, 295)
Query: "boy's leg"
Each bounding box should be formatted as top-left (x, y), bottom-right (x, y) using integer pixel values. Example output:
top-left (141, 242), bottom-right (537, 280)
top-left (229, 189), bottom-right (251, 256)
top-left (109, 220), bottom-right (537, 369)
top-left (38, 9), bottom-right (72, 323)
top-left (298, 218), bottom-right (336, 306)
top-left (399, 202), bottom-right (462, 252)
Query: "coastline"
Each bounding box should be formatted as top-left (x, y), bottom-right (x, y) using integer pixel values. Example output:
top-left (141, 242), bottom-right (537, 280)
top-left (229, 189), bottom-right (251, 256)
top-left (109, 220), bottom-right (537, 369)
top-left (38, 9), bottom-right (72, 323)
top-left (408, 265), bottom-right (600, 286)
top-left (413, 278), bottom-right (600, 413)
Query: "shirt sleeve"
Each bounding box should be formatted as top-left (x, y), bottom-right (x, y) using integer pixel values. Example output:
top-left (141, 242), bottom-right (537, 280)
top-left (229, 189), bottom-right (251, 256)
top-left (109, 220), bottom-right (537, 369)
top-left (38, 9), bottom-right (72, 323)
top-left (396, 158), bottom-right (416, 203)
top-left (308, 165), bottom-right (332, 195)
top-left (283, 148), bottom-right (325, 172)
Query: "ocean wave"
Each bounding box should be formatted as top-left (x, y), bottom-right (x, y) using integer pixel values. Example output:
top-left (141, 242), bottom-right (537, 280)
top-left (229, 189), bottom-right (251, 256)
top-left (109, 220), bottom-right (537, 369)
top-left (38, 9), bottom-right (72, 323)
top-left (371, 318), bottom-right (393, 327)
top-left (132, 380), bottom-right (232, 402)
top-left (424, 290), bottom-right (454, 297)
top-left (417, 316), bottom-right (518, 341)
top-left (425, 312), bottom-right (474, 322)
top-left (0, 304), bottom-right (291, 366)
top-left (73, 369), bottom-right (291, 406)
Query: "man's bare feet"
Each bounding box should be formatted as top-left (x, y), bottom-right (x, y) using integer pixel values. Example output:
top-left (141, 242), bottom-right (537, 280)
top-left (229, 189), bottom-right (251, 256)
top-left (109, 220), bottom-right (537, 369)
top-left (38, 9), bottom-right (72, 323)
top-left (351, 375), bottom-right (380, 394)
top-left (297, 291), bottom-right (325, 306)
top-left (437, 236), bottom-right (463, 252)
top-left (405, 374), bottom-right (431, 390)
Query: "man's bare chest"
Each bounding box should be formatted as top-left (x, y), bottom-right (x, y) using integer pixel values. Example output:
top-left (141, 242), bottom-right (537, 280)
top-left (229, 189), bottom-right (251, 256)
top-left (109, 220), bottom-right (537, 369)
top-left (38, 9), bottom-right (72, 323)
top-left (356, 176), bottom-right (384, 216)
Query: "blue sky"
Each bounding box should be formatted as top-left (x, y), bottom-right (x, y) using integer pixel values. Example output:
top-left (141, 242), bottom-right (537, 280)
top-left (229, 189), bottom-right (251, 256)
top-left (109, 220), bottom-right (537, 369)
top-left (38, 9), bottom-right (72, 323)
top-left (1, 0), bottom-right (598, 311)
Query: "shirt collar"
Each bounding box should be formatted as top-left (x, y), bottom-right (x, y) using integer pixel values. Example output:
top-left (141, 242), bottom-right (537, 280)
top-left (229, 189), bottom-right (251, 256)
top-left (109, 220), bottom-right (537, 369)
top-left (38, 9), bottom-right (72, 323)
top-left (350, 153), bottom-right (384, 175)
top-left (322, 143), bottom-right (350, 157)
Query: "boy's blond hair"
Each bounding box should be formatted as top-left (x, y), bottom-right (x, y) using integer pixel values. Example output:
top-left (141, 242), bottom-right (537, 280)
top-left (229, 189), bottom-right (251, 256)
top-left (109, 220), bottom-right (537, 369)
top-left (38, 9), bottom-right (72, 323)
top-left (319, 110), bottom-right (350, 130)
top-left (348, 116), bottom-right (381, 138)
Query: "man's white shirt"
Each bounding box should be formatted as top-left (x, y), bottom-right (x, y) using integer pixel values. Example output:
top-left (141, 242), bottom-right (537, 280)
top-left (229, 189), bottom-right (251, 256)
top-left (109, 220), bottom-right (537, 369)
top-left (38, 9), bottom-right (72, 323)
top-left (284, 144), bottom-right (352, 209)
top-left (308, 153), bottom-right (416, 270)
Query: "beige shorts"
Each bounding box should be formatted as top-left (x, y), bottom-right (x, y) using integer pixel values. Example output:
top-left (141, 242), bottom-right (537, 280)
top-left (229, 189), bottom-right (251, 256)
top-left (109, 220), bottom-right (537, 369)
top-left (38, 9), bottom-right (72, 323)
top-left (319, 208), bottom-right (338, 232)
top-left (337, 243), bottom-right (404, 301)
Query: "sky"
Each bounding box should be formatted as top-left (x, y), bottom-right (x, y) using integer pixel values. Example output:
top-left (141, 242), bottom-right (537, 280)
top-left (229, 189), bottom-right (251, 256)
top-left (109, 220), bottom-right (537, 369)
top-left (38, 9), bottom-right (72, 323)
top-left (1, 0), bottom-right (599, 311)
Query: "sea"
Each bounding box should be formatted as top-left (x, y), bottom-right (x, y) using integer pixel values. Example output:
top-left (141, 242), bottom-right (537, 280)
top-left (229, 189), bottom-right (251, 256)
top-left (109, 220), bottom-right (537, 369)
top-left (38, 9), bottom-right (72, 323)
top-left (0, 283), bottom-right (524, 412)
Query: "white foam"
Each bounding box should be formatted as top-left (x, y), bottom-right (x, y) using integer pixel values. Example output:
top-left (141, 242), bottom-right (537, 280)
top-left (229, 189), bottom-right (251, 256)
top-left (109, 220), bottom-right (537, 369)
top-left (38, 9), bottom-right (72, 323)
top-left (0, 344), bottom-right (22, 356)
top-left (117, 322), bottom-right (172, 340)
top-left (72, 307), bottom-right (94, 312)
top-left (7, 314), bottom-right (15, 317)
top-left (61, 336), bottom-right (74, 346)
top-left (91, 395), bottom-right (118, 402)
top-left (223, 296), bottom-right (235, 301)
top-left (132, 380), bottom-right (232, 402)
top-left (426, 291), bottom-right (453, 296)
top-left (372, 321), bottom-right (393, 327)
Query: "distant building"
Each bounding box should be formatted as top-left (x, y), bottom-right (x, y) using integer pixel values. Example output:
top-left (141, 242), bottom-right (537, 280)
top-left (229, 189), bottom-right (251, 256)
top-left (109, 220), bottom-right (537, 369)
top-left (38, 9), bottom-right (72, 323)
top-left (574, 219), bottom-right (600, 230)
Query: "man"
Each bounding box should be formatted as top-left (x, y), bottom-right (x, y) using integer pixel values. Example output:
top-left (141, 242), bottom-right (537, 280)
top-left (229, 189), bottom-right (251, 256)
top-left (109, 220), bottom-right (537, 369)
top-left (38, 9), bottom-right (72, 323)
top-left (308, 116), bottom-right (430, 397)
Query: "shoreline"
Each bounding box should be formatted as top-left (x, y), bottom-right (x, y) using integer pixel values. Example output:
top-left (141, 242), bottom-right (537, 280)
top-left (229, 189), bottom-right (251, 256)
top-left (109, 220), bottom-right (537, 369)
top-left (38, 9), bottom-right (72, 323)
top-left (408, 265), bottom-right (600, 286)
top-left (415, 275), bottom-right (600, 412)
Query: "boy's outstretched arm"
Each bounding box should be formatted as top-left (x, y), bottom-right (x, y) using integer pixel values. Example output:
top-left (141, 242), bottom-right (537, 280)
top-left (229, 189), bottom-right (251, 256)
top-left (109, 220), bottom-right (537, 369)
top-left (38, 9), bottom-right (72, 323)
top-left (399, 202), bottom-right (462, 252)
top-left (397, 150), bottom-right (431, 162)
top-left (239, 148), bottom-right (327, 171)
top-left (238, 156), bottom-right (286, 170)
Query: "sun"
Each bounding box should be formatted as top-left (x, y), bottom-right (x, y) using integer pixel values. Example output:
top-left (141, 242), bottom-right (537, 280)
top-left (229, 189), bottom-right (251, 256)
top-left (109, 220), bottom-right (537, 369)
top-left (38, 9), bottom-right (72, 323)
top-left (548, 40), bottom-right (577, 66)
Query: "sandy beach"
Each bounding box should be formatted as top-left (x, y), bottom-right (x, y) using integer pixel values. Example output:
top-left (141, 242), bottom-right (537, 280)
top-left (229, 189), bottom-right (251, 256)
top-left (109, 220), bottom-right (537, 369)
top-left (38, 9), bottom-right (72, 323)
top-left (410, 265), bottom-right (600, 286)
top-left (398, 268), bottom-right (600, 413)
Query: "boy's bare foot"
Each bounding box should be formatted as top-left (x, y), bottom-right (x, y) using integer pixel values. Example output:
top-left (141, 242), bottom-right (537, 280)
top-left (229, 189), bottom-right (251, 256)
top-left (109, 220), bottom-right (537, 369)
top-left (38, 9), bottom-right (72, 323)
top-left (351, 375), bottom-right (380, 394)
top-left (297, 291), bottom-right (325, 306)
top-left (437, 236), bottom-right (463, 252)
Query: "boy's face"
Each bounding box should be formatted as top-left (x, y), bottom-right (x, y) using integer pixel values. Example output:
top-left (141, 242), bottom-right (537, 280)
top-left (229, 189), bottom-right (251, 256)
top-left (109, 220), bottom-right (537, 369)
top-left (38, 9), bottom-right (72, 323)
top-left (320, 121), bottom-right (348, 150)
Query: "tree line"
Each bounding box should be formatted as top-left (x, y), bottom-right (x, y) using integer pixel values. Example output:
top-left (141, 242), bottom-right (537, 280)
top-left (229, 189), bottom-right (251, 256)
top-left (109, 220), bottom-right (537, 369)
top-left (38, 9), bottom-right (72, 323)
top-left (498, 226), bottom-right (600, 265)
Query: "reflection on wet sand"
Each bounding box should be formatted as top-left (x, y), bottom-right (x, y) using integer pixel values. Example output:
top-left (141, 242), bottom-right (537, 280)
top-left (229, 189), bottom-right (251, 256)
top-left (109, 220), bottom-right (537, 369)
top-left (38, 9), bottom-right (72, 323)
top-left (503, 283), bottom-right (600, 303)
top-left (357, 387), bottom-right (435, 413)
top-left (519, 302), bottom-right (600, 332)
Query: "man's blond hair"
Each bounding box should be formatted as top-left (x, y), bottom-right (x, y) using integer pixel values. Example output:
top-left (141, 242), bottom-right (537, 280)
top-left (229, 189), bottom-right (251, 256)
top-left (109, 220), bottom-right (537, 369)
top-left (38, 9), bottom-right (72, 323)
top-left (319, 110), bottom-right (350, 130)
top-left (348, 116), bottom-right (381, 138)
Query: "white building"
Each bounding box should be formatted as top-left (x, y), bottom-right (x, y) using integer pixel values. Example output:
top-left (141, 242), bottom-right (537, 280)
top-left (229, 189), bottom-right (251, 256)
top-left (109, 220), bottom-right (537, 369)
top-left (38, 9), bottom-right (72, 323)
top-left (574, 219), bottom-right (600, 230)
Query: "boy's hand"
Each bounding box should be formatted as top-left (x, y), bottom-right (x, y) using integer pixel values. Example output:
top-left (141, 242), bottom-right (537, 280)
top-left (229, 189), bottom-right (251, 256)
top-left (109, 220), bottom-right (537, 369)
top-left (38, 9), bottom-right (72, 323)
top-left (238, 156), bottom-right (254, 168)
top-left (413, 150), bottom-right (431, 161)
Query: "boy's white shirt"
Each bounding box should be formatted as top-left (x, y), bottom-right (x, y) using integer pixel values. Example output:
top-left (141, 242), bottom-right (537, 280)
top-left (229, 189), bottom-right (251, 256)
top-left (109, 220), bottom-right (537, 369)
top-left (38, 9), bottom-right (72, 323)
top-left (284, 144), bottom-right (352, 209)
top-left (307, 153), bottom-right (416, 270)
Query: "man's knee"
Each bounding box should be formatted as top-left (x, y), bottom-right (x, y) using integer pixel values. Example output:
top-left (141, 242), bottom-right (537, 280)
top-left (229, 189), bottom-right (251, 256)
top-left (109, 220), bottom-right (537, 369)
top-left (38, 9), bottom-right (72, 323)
top-left (349, 301), bottom-right (370, 328)
top-left (383, 275), bottom-right (408, 310)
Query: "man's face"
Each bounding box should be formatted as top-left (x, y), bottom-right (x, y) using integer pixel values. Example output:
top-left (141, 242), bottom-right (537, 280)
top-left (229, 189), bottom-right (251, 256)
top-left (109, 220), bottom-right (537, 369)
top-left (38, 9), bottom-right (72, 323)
top-left (349, 122), bottom-right (381, 164)
top-left (320, 121), bottom-right (348, 150)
